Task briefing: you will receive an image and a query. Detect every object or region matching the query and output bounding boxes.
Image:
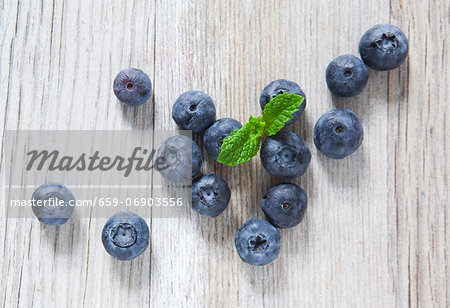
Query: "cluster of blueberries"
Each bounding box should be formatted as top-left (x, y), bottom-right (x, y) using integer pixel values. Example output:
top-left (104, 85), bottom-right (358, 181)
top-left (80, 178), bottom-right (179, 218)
top-left (326, 24), bottom-right (408, 97)
top-left (167, 83), bottom-right (309, 266)
top-left (31, 183), bottom-right (150, 261)
top-left (30, 24), bottom-right (407, 265)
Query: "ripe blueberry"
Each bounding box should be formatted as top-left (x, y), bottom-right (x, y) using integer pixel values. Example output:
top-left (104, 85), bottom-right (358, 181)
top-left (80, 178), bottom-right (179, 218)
top-left (260, 79), bottom-right (306, 125)
top-left (191, 174), bottom-right (231, 217)
top-left (31, 183), bottom-right (75, 226)
top-left (262, 183), bottom-right (307, 229)
top-left (326, 54), bottom-right (369, 97)
top-left (235, 218), bottom-right (281, 266)
top-left (156, 135), bottom-right (202, 183)
top-left (113, 68), bottom-right (152, 106)
top-left (203, 118), bottom-right (242, 160)
top-left (313, 109), bottom-right (363, 159)
top-left (172, 91), bottom-right (216, 133)
top-left (102, 212), bottom-right (149, 261)
top-left (359, 24), bottom-right (409, 71)
top-left (260, 131), bottom-right (311, 178)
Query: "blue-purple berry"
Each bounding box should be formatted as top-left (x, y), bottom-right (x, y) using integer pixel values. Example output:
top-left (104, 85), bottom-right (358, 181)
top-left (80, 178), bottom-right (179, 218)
top-left (172, 91), bottom-right (216, 133)
top-left (260, 131), bottom-right (311, 179)
top-left (313, 109), bottom-right (363, 159)
top-left (102, 212), bottom-right (149, 261)
top-left (191, 174), bottom-right (231, 217)
top-left (326, 54), bottom-right (369, 97)
top-left (260, 79), bottom-right (306, 125)
top-left (204, 118), bottom-right (242, 160)
top-left (31, 183), bottom-right (75, 226)
top-left (359, 24), bottom-right (409, 71)
top-left (113, 68), bottom-right (152, 107)
top-left (235, 218), bottom-right (281, 266)
top-left (156, 135), bottom-right (202, 183)
top-left (262, 183), bottom-right (307, 229)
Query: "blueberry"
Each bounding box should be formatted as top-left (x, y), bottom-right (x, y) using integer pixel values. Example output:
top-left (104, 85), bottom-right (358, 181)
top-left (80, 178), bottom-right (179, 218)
top-left (31, 183), bottom-right (75, 226)
top-left (325, 54), bottom-right (369, 97)
top-left (313, 109), bottom-right (363, 159)
top-left (113, 68), bottom-right (152, 106)
top-left (260, 79), bottom-right (306, 125)
top-left (102, 212), bottom-right (149, 261)
top-left (262, 183), bottom-right (307, 229)
top-left (260, 131), bottom-right (311, 178)
top-left (359, 24), bottom-right (409, 71)
top-left (235, 218), bottom-right (281, 266)
top-left (156, 135), bottom-right (202, 183)
top-left (191, 174), bottom-right (231, 217)
top-left (172, 91), bottom-right (216, 133)
top-left (203, 118), bottom-right (242, 160)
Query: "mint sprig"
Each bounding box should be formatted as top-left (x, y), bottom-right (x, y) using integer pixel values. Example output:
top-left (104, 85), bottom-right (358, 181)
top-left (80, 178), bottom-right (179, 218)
top-left (217, 93), bottom-right (304, 166)
top-left (217, 116), bottom-right (265, 166)
top-left (262, 93), bottom-right (304, 135)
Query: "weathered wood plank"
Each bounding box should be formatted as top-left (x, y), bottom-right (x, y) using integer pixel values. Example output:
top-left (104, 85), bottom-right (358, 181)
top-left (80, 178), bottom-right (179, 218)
top-left (0, 0), bottom-right (448, 307)
top-left (1, 0), bottom-right (156, 307)
top-left (150, 0), bottom-right (396, 307)
top-left (389, 0), bottom-right (450, 307)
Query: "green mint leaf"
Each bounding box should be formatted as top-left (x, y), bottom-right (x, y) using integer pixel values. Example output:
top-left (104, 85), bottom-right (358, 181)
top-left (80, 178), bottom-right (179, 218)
top-left (217, 116), bottom-right (265, 166)
top-left (262, 93), bottom-right (304, 136)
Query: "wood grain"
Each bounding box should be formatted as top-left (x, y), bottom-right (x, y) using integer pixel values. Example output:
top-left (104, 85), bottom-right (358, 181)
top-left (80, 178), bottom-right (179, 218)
top-left (0, 0), bottom-right (448, 307)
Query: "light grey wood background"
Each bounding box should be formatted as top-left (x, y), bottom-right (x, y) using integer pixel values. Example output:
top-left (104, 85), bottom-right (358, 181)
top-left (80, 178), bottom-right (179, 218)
top-left (1, 0), bottom-right (449, 307)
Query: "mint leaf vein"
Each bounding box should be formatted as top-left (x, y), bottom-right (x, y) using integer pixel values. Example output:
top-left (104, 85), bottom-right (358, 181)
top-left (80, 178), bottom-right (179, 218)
top-left (217, 93), bottom-right (304, 166)
top-left (217, 116), bottom-right (265, 166)
top-left (262, 93), bottom-right (304, 136)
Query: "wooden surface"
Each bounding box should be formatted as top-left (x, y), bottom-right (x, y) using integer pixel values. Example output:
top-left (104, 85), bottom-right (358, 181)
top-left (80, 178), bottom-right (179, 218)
top-left (1, 0), bottom-right (449, 307)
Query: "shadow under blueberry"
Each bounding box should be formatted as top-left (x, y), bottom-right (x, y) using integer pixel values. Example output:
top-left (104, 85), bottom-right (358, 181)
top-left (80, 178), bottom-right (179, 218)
top-left (191, 165), bottom-right (243, 249)
top-left (325, 69), bottom-right (385, 188)
top-left (285, 105), bottom-right (314, 144)
top-left (263, 179), bottom-right (311, 278)
top-left (39, 218), bottom-right (78, 258)
top-left (315, 145), bottom-right (368, 190)
top-left (330, 69), bottom-right (390, 116)
top-left (108, 250), bottom-right (151, 293)
top-left (105, 216), bottom-right (152, 293)
top-left (120, 96), bottom-right (154, 130)
top-left (191, 119), bottom-right (312, 278)
top-left (192, 160), bottom-right (268, 254)
top-left (240, 235), bottom-right (294, 293)
top-left (238, 176), bottom-right (311, 286)
top-left (193, 211), bottom-right (235, 249)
